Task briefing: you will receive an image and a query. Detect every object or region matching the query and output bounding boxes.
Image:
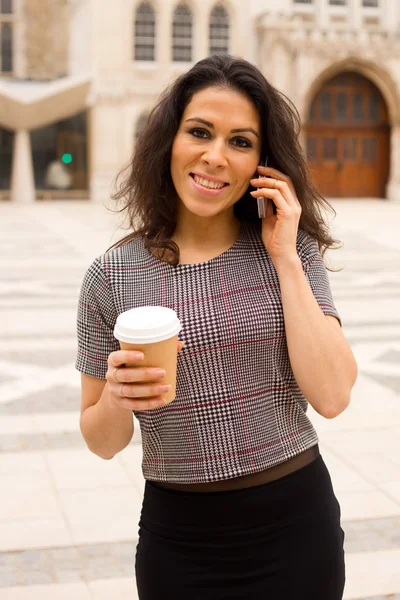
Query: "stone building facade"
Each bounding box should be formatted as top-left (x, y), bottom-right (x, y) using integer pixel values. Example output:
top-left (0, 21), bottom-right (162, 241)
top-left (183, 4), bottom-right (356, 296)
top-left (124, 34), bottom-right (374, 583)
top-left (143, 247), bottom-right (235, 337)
top-left (0, 0), bottom-right (399, 203)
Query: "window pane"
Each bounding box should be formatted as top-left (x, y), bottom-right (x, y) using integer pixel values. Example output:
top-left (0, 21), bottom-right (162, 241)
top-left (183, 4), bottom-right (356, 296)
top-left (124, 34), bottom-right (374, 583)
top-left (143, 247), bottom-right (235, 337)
top-left (343, 137), bottom-right (357, 161)
top-left (320, 92), bottom-right (331, 121)
top-left (1, 0), bottom-right (12, 14)
top-left (209, 5), bottom-right (230, 54)
top-left (353, 93), bottom-right (363, 120)
top-left (336, 93), bottom-right (347, 121)
top-left (323, 137), bottom-right (337, 160)
top-left (135, 3), bottom-right (156, 61)
top-left (363, 0), bottom-right (378, 6)
top-left (329, 0), bottom-right (346, 4)
top-left (362, 137), bottom-right (377, 162)
top-left (1, 23), bottom-right (12, 72)
top-left (172, 4), bottom-right (192, 62)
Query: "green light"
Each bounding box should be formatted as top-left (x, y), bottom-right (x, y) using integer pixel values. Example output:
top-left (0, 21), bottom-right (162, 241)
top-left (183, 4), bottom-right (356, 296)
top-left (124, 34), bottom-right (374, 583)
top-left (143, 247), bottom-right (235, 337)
top-left (61, 153), bottom-right (73, 165)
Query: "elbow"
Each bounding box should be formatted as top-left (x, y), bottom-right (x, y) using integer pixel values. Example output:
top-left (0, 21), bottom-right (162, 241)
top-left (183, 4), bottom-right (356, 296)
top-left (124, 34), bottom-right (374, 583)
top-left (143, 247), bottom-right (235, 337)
top-left (320, 394), bottom-right (351, 420)
top-left (80, 427), bottom-right (116, 461)
top-left (88, 444), bottom-right (115, 461)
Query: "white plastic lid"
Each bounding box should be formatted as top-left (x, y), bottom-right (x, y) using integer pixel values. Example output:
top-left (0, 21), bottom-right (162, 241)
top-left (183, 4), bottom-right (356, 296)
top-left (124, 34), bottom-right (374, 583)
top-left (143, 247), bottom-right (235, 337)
top-left (114, 306), bottom-right (181, 344)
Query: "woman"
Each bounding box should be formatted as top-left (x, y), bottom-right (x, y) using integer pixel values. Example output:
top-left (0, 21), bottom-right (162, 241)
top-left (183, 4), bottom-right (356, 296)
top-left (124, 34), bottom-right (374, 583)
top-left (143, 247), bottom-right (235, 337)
top-left (76, 55), bottom-right (357, 599)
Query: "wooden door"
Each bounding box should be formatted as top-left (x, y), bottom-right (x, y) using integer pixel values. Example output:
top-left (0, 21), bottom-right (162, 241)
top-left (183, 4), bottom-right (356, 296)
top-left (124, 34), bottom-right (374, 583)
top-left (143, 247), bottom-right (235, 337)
top-left (305, 73), bottom-right (390, 197)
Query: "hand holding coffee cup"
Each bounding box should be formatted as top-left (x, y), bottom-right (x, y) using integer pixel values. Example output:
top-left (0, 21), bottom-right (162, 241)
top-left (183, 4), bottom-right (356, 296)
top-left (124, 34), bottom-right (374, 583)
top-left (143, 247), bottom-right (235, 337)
top-left (106, 343), bottom-right (183, 412)
top-left (112, 307), bottom-right (182, 409)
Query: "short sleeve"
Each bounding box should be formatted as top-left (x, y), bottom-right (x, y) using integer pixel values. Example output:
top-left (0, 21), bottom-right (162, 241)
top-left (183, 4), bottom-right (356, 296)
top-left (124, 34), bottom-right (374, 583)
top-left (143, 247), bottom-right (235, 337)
top-left (75, 257), bottom-right (120, 379)
top-left (297, 230), bottom-right (342, 327)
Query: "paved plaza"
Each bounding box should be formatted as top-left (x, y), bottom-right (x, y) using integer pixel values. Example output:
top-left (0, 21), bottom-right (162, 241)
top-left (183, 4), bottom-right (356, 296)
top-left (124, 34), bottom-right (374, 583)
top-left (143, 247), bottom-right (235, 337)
top-left (0, 198), bottom-right (399, 599)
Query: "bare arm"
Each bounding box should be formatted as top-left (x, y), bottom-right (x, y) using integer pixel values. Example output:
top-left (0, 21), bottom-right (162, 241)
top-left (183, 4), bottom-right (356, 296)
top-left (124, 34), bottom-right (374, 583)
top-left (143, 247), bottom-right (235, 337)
top-left (79, 343), bottom-right (184, 460)
top-left (80, 375), bottom-right (134, 460)
top-left (276, 256), bottom-right (358, 419)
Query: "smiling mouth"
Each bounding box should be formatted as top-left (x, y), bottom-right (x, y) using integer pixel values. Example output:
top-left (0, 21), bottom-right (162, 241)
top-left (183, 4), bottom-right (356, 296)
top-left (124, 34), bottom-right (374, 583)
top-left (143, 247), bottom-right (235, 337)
top-left (190, 174), bottom-right (229, 190)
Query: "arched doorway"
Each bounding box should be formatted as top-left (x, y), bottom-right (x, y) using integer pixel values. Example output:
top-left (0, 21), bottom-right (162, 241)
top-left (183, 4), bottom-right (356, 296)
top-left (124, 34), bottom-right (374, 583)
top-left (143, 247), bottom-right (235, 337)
top-left (305, 72), bottom-right (390, 197)
top-left (31, 111), bottom-right (88, 200)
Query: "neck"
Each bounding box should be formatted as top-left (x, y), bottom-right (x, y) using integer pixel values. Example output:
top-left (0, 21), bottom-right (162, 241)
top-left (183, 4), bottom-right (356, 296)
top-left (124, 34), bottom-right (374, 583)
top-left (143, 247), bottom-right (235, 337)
top-left (172, 211), bottom-right (241, 251)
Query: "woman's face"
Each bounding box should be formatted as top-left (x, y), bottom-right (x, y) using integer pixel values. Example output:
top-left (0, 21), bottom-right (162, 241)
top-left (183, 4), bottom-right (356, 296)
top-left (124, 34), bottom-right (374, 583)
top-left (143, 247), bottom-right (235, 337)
top-left (170, 87), bottom-right (262, 221)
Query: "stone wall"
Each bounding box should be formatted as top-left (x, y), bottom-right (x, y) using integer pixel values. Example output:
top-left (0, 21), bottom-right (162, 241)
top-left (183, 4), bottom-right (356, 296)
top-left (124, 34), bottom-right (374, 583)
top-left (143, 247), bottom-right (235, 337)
top-left (24, 0), bottom-right (70, 80)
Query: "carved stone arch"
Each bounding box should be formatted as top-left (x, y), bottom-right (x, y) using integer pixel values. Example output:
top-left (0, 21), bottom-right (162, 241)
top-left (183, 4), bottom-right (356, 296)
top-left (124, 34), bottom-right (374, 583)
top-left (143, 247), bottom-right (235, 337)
top-left (302, 57), bottom-right (400, 126)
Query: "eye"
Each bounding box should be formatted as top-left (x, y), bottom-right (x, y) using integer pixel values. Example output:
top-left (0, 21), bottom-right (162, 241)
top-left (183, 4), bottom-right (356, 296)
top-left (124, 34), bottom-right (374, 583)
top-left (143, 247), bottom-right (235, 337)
top-left (232, 136), bottom-right (252, 149)
top-left (189, 128), bottom-right (209, 139)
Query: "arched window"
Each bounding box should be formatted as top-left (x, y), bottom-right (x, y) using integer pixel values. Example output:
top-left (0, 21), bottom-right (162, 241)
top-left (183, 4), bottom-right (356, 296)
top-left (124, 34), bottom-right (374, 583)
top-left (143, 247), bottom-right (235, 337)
top-left (135, 112), bottom-right (150, 140)
top-left (172, 3), bottom-right (193, 62)
top-left (134, 2), bottom-right (156, 61)
top-left (1, 0), bottom-right (13, 73)
top-left (209, 4), bottom-right (229, 55)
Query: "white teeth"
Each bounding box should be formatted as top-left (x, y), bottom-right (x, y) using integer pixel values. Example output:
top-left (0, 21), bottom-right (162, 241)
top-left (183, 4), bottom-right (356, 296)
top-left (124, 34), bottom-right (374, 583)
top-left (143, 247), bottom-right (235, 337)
top-left (193, 175), bottom-right (225, 190)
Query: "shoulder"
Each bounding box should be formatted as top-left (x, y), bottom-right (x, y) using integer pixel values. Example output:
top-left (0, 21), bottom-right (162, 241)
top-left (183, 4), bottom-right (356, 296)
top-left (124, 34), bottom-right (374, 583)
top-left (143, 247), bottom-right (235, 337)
top-left (296, 228), bottom-right (320, 265)
top-left (102, 235), bottom-right (146, 267)
top-left (80, 237), bottom-right (144, 293)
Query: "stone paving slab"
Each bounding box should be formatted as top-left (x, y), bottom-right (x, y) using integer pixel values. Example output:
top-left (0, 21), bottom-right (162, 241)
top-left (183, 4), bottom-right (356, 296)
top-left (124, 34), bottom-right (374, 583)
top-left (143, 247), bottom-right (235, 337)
top-left (0, 199), bottom-right (399, 599)
top-left (0, 516), bottom-right (399, 588)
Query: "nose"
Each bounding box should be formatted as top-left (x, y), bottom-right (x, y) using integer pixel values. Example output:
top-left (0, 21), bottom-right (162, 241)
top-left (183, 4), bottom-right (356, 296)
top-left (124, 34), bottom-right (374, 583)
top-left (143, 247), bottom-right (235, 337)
top-left (202, 139), bottom-right (228, 168)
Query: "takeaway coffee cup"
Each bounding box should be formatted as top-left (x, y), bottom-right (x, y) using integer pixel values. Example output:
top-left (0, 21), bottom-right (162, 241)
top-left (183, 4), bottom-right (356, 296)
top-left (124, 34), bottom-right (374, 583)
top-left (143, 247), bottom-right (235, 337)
top-left (113, 306), bottom-right (182, 404)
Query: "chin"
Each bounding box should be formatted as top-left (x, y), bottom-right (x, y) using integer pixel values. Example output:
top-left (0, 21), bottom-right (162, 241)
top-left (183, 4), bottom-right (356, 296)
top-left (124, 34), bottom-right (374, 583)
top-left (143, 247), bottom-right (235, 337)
top-left (186, 202), bottom-right (224, 218)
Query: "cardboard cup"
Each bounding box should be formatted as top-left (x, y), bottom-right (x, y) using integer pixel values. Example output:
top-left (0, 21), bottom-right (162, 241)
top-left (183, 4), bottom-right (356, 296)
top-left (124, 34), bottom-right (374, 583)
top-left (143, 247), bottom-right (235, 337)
top-left (114, 307), bottom-right (182, 404)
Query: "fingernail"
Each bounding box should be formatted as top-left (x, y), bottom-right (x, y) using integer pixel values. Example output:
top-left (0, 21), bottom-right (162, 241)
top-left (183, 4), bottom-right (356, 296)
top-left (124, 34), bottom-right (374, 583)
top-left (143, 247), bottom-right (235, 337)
top-left (135, 352), bottom-right (144, 360)
top-left (250, 191), bottom-right (257, 195)
top-left (161, 384), bottom-right (172, 393)
top-left (155, 369), bottom-right (166, 377)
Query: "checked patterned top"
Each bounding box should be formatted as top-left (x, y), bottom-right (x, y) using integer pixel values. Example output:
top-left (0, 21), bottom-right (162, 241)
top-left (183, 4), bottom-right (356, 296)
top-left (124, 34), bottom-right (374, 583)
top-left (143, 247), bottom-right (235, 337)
top-left (76, 220), bottom-right (341, 483)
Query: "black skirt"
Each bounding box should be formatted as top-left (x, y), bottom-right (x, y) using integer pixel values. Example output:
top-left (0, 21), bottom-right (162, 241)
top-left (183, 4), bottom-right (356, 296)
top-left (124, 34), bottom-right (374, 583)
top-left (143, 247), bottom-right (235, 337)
top-left (135, 453), bottom-right (345, 600)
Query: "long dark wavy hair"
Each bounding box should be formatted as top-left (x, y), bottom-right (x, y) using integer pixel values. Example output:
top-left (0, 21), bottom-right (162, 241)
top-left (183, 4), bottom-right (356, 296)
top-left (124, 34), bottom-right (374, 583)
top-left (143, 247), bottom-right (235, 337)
top-left (110, 54), bottom-right (341, 266)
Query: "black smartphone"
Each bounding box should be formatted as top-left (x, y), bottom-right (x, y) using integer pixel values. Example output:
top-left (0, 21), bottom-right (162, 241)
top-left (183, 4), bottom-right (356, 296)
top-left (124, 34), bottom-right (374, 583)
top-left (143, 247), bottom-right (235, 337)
top-left (256, 157), bottom-right (277, 217)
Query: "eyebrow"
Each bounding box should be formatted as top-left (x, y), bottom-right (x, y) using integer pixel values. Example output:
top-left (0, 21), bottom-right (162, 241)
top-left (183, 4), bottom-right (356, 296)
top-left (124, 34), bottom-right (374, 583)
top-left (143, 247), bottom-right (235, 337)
top-left (185, 117), bottom-right (260, 139)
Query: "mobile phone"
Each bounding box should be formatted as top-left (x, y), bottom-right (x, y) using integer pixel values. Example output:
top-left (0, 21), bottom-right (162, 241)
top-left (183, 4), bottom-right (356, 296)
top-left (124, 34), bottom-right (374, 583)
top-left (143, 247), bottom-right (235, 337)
top-left (256, 156), bottom-right (277, 218)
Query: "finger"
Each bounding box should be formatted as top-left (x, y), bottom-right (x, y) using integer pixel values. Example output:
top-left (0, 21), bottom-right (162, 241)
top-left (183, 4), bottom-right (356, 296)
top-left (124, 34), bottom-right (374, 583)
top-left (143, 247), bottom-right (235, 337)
top-left (250, 188), bottom-right (288, 211)
top-left (120, 382), bottom-right (172, 400)
top-left (251, 178), bottom-right (298, 209)
top-left (256, 165), bottom-right (290, 184)
top-left (177, 340), bottom-right (185, 352)
top-left (108, 350), bottom-right (144, 368)
top-left (119, 397), bottom-right (167, 411)
top-left (111, 367), bottom-right (167, 384)
top-left (256, 167), bottom-right (298, 202)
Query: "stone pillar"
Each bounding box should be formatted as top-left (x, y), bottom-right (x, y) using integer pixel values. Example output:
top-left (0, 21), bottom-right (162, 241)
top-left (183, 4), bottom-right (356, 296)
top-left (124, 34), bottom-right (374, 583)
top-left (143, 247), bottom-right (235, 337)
top-left (349, 0), bottom-right (362, 30)
top-left (89, 101), bottom-right (125, 205)
top-left (382, 0), bottom-right (398, 33)
top-left (158, 1), bottom-right (172, 67)
top-left (196, 3), bottom-right (209, 60)
top-left (315, 0), bottom-right (329, 30)
top-left (387, 123), bottom-right (400, 202)
top-left (11, 130), bottom-right (36, 204)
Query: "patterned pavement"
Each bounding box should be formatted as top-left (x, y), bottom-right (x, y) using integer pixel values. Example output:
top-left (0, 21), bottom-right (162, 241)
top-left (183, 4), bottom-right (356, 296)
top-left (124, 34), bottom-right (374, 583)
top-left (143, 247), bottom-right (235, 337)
top-left (0, 199), bottom-right (399, 599)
